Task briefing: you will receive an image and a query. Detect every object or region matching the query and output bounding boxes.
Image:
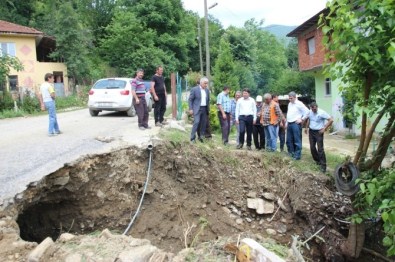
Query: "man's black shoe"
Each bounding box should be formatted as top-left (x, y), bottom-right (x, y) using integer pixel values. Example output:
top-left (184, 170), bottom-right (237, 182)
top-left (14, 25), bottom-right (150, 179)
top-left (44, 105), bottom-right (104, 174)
top-left (247, 146), bottom-right (252, 150)
top-left (198, 137), bottom-right (204, 143)
top-left (236, 144), bottom-right (243, 149)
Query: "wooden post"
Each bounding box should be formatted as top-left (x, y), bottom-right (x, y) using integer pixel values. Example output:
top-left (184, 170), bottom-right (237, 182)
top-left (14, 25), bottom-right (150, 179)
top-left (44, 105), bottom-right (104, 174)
top-left (171, 73), bottom-right (177, 119)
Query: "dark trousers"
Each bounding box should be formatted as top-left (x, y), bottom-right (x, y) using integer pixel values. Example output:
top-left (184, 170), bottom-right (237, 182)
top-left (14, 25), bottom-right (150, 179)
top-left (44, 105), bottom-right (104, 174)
top-left (239, 115), bottom-right (253, 146)
top-left (253, 124), bottom-right (265, 149)
top-left (198, 113), bottom-right (212, 138)
top-left (154, 93), bottom-right (167, 124)
top-left (286, 122), bottom-right (302, 160)
top-left (309, 129), bottom-right (327, 171)
top-left (278, 126), bottom-right (286, 151)
top-left (218, 112), bottom-right (231, 143)
top-left (133, 96), bottom-right (149, 128)
top-left (191, 106), bottom-right (208, 141)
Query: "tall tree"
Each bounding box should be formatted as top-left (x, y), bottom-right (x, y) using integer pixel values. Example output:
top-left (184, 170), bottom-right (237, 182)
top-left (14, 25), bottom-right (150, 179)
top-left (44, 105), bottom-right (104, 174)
top-left (0, 0), bottom-right (35, 26)
top-left (322, 0), bottom-right (395, 171)
top-left (212, 38), bottom-right (239, 94)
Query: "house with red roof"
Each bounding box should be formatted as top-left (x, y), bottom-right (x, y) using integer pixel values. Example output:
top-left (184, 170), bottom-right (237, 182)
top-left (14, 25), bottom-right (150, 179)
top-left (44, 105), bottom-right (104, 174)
top-left (0, 20), bottom-right (68, 96)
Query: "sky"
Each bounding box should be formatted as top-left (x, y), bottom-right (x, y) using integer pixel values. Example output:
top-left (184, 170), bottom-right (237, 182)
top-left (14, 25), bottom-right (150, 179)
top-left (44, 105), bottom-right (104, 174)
top-left (182, 0), bottom-right (328, 28)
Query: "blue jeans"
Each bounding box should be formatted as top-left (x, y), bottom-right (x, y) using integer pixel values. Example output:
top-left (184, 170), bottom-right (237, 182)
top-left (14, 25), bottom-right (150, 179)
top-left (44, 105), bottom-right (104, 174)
top-left (44, 100), bottom-right (60, 134)
top-left (286, 122), bottom-right (302, 160)
top-left (264, 125), bottom-right (278, 151)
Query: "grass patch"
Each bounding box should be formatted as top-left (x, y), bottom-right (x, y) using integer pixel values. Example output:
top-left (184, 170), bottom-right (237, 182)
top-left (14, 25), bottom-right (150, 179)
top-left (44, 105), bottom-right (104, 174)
top-left (0, 109), bottom-right (28, 119)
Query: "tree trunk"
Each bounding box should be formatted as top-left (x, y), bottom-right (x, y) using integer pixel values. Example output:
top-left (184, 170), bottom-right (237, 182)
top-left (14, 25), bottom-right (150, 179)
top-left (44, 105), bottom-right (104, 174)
top-left (358, 105), bottom-right (387, 169)
top-left (364, 113), bottom-right (395, 172)
top-left (353, 73), bottom-right (372, 165)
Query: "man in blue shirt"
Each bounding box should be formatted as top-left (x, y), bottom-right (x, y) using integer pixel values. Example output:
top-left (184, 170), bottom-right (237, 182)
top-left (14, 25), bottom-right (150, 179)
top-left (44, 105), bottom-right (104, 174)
top-left (217, 86), bottom-right (231, 145)
top-left (305, 102), bottom-right (333, 172)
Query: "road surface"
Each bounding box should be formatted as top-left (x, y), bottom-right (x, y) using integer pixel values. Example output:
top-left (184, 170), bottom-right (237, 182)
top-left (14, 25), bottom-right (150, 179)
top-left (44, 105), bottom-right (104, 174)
top-left (0, 109), bottom-right (160, 202)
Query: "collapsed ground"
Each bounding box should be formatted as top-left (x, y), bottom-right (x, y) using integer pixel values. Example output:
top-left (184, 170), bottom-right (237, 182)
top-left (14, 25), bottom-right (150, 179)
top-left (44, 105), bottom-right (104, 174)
top-left (0, 138), bottom-right (387, 261)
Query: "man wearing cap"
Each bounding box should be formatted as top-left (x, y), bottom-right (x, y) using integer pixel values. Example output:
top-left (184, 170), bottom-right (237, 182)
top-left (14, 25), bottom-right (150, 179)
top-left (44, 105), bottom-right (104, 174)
top-left (286, 91), bottom-right (309, 160)
top-left (260, 93), bottom-right (282, 151)
top-left (305, 102), bottom-right (333, 172)
top-left (253, 95), bottom-right (265, 150)
top-left (131, 69), bottom-right (151, 130)
top-left (217, 86), bottom-right (231, 145)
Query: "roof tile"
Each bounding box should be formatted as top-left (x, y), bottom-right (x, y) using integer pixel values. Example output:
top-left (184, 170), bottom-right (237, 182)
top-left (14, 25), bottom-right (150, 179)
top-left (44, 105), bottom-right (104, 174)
top-left (0, 20), bottom-right (42, 35)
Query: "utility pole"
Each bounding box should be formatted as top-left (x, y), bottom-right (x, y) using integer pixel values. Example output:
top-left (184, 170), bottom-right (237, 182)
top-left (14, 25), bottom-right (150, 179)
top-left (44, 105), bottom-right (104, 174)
top-left (204, 0), bottom-right (210, 78)
top-left (204, 1), bottom-right (218, 79)
top-left (197, 17), bottom-right (204, 76)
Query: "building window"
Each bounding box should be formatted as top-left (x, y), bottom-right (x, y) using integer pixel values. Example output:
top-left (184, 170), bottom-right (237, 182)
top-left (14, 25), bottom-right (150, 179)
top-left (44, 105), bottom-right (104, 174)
top-left (307, 37), bottom-right (315, 55)
top-left (0, 43), bottom-right (16, 57)
top-left (325, 78), bottom-right (331, 96)
top-left (9, 75), bottom-right (18, 91)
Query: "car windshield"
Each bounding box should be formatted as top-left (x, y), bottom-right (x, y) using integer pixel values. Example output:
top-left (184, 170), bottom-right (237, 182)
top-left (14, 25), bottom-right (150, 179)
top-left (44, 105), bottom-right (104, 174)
top-left (93, 79), bottom-right (126, 89)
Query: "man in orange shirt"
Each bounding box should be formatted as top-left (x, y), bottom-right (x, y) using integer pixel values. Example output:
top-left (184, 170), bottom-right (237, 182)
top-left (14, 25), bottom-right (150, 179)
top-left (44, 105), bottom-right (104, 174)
top-left (260, 93), bottom-right (282, 151)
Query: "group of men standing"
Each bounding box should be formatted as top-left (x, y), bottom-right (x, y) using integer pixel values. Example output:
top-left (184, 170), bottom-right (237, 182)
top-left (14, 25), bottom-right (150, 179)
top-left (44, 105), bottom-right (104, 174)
top-left (189, 77), bottom-right (333, 173)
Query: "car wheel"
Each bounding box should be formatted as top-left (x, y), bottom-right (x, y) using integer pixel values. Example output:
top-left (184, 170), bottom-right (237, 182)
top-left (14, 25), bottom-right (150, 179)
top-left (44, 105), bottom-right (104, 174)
top-left (90, 109), bottom-right (99, 117)
top-left (126, 106), bottom-right (136, 117)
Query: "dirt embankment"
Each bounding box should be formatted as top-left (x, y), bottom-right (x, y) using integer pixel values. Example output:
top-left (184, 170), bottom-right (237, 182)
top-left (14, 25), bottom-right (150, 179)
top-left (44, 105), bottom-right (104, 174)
top-left (0, 142), bottom-right (357, 261)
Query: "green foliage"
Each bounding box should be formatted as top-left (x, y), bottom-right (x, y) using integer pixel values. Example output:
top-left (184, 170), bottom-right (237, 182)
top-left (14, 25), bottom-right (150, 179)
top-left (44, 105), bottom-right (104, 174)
top-left (321, 0), bottom-right (395, 170)
top-left (21, 91), bottom-right (40, 114)
top-left (352, 168), bottom-right (395, 256)
top-left (0, 91), bottom-right (16, 111)
top-left (271, 68), bottom-right (315, 97)
top-left (212, 39), bottom-right (239, 94)
top-left (0, 55), bottom-right (24, 86)
top-left (209, 103), bottom-right (220, 133)
top-left (0, 0), bottom-right (35, 26)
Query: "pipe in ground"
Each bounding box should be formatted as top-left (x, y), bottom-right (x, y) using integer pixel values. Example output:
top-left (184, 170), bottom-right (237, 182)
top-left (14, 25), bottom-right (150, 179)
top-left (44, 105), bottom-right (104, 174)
top-left (123, 144), bottom-right (153, 235)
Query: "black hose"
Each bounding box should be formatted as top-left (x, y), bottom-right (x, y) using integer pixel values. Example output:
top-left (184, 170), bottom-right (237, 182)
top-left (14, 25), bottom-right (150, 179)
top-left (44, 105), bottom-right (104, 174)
top-left (123, 144), bottom-right (153, 235)
top-left (334, 162), bottom-right (360, 196)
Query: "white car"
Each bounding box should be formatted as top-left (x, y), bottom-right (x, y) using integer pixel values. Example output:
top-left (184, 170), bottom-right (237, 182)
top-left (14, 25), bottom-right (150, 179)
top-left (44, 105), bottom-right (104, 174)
top-left (88, 78), bottom-right (153, 117)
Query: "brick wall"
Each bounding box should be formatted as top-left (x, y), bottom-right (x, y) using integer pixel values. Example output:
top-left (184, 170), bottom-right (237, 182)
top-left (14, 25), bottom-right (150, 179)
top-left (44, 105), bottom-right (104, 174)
top-left (298, 26), bottom-right (326, 71)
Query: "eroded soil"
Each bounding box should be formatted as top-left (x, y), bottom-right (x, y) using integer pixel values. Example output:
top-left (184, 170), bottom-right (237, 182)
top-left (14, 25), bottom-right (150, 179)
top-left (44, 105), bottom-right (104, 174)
top-left (0, 141), bottom-right (374, 261)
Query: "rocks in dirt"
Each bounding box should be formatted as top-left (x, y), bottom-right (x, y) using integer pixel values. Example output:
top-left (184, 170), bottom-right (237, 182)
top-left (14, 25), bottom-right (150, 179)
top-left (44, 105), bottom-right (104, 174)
top-left (266, 228), bottom-right (277, 236)
top-left (262, 192), bottom-right (276, 201)
top-left (53, 175), bottom-right (70, 186)
top-left (117, 245), bottom-right (158, 262)
top-left (222, 207), bottom-right (232, 215)
top-left (59, 233), bottom-right (75, 243)
top-left (275, 223), bottom-right (287, 234)
top-left (247, 198), bottom-right (275, 215)
top-left (96, 189), bottom-right (106, 199)
top-left (246, 191), bottom-right (257, 198)
top-left (165, 120), bottom-right (186, 132)
top-left (28, 237), bottom-right (54, 262)
top-left (236, 218), bottom-right (243, 225)
top-left (65, 253), bottom-right (82, 262)
top-left (100, 228), bottom-right (113, 239)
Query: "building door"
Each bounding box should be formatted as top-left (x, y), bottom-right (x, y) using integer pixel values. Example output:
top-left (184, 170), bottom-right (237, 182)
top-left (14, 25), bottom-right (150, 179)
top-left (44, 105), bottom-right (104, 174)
top-left (53, 71), bottom-right (65, 97)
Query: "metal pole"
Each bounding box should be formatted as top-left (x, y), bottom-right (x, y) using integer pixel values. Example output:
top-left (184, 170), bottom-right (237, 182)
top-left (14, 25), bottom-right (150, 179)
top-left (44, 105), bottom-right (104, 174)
top-left (204, 0), bottom-right (210, 78)
top-left (171, 73), bottom-right (177, 119)
top-left (197, 17), bottom-right (204, 76)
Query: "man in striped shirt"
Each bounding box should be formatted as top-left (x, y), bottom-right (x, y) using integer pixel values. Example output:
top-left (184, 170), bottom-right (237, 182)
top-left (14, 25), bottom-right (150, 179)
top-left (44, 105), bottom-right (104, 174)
top-left (131, 69), bottom-right (150, 130)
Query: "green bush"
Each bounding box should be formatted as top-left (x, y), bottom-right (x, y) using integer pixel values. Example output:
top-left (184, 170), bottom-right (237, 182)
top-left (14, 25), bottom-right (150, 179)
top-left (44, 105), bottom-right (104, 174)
top-left (21, 90), bottom-right (40, 114)
top-left (352, 168), bottom-right (395, 256)
top-left (56, 95), bottom-right (86, 110)
top-left (0, 91), bottom-right (16, 111)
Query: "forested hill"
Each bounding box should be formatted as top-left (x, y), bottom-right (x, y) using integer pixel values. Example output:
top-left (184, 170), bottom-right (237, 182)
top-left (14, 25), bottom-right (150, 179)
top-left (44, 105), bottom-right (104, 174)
top-left (262, 24), bottom-right (297, 42)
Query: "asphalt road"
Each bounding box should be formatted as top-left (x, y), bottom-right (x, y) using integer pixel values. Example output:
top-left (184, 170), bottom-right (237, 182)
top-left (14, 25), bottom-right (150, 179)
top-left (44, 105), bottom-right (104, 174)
top-left (0, 109), bottom-right (160, 202)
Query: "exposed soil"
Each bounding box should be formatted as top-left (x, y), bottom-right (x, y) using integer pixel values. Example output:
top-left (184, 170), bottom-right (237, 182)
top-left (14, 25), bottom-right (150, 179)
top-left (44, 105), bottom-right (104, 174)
top-left (0, 141), bottom-right (389, 261)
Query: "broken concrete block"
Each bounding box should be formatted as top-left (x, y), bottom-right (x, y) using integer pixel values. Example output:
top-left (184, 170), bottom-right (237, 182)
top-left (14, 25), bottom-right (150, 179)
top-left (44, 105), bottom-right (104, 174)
top-left (149, 251), bottom-right (174, 262)
top-left (130, 238), bottom-right (151, 247)
top-left (28, 237), bottom-right (54, 262)
top-left (256, 199), bottom-right (275, 215)
top-left (117, 245), bottom-right (158, 262)
top-left (241, 238), bottom-right (285, 262)
top-left (58, 233), bottom-right (75, 243)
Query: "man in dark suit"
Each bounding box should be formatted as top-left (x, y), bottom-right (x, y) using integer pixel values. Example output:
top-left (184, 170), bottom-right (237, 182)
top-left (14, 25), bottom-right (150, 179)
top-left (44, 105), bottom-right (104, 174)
top-left (189, 77), bottom-right (210, 142)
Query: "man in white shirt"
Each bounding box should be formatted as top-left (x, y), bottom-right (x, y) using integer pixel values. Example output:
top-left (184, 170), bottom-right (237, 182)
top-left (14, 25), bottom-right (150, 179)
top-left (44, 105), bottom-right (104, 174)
top-left (39, 73), bottom-right (61, 137)
top-left (235, 88), bottom-right (256, 150)
top-left (305, 102), bottom-right (333, 172)
top-left (286, 91), bottom-right (309, 160)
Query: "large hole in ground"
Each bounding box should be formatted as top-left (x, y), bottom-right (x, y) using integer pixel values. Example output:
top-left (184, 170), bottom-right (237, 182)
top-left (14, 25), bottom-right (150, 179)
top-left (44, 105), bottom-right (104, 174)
top-left (14, 143), bottom-right (354, 260)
